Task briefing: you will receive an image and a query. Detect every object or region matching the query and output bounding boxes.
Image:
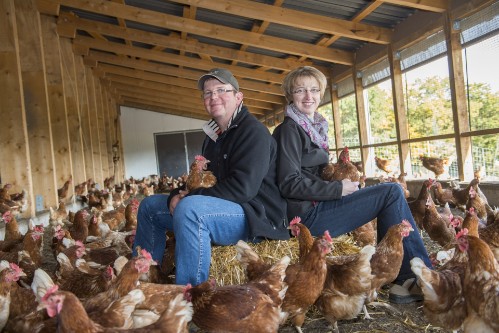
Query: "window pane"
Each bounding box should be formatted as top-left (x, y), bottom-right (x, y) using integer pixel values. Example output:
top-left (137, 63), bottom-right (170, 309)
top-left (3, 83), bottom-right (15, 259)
top-left (463, 34), bottom-right (499, 131)
top-left (472, 134), bottom-right (499, 181)
top-left (366, 80), bottom-right (396, 144)
top-left (409, 139), bottom-right (458, 179)
top-left (403, 57), bottom-right (454, 139)
top-left (339, 94), bottom-right (360, 146)
top-left (318, 103), bottom-right (336, 150)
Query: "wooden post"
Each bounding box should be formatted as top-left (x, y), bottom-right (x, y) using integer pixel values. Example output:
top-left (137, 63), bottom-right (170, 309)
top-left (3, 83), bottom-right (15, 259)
top-left (353, 66), bottom-right (372, 175)
top-left (15, 0), bottom-right (57, 211)
top-left (60, 37), bottom-right (86, 188)
top-left (0, 0), bottom-right (35, 217)
top-left (40, 13), bottom-right (73, 203)
top-left (85, 65), bottom-right (103, 186)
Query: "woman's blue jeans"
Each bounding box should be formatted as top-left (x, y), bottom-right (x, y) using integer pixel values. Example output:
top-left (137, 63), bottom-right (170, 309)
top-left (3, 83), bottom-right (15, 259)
top-left (132, 194), bottom-right (249, 286)
top-left (302, 182), bottom-right (432, 281)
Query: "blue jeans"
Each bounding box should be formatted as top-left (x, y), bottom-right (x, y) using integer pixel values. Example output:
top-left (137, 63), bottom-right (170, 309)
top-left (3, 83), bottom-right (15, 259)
top-left (301, 182), bottom-right (432, 281)
top-left (133, 194), bottom-right (249, 285)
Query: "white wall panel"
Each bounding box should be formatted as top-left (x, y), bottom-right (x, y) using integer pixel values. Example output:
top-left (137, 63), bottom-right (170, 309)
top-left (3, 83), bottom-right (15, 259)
top-left (120, 106), bottom-right (205, 179)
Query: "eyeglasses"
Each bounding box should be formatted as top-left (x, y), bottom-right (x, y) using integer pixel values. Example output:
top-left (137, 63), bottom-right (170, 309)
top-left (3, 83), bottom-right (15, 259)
top-left (202, 88), bottom-right (235, 99)
top-left (292, 88), bottom-right (321, 95)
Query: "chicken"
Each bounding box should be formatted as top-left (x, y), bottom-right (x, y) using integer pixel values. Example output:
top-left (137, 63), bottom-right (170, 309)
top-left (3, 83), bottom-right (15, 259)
top-left (432, 181), bottom-right (458, 207)
top-left (463, 207), bottom-right (499, 261)
top-left (288, 216), bottom-right (314, 259)
top-left (388, 172), bottom-right (410, 198)
top-left (422, 196), bottom-right (456, 249)
top-left (1, 211), bottom-right (22, 243)
top-left (74, 181), bottom-right (87, 197)
top-left (41, 286), bottom-right (192, 333)
top-left (451, 178), bottom-right (479, 210)
top-left (281, 230), bottom-right (333, 333)
top-left (0, 262), bottom-right (37, 330)
top-left (466, 181), bottom-right (490, 222)
top-left (374, 156), bottom-right (395, 175)
top-left (49, 201), bottom-right (68, 226)
top-left (185, 155), bottom-right (217, 192)
top-left (184, 254), bottom-right (289, 333)
top-left (82, 248), bottom-right (156, 313)
top-left (350, 219), bottom-right (377, 247)
top-left (408, 178), bottom-right (435, 230)
top-left (315, 245), bottom-right (375, 332)
top-left (419, 155), bottom-right (452, 179)
top-left (321, 147), bottom-right (360, 182)
top-left (124, 199), bottom-right (140, 232)
top-left (57, 175), bottom-right (72, 201)
top-left (367, 220), bottom-right (414, 303)
top-left (459, 232), bottom-right (499, 332)
top-left (410, 233), bottom-right (468, 332)
top-left (69, 209), bottom-right (90, 242)
top-left (100, 204), bottom-right (126, 231)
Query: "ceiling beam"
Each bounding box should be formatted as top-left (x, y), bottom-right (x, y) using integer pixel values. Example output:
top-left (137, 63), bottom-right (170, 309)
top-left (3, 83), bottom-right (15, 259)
top-left (381, 0), bottom-right (447, 12)
top-left (49, 0), bottom-right (354, 64)
top-left (168, 0), bottom-right (392, 44)
top-left (57, 12), bottom-right (321, 73)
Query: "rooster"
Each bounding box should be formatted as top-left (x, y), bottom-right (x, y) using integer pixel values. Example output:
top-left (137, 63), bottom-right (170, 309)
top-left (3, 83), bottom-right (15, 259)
top-left (185, 155), bottom-right (217, 192)
top-left (419, 155), bottom-right (452, 179)
top-left (184, 253), bottom-right (289, 333)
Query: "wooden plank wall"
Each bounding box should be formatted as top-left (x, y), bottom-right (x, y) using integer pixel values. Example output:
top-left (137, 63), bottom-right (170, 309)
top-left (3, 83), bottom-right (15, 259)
top-left (0, 0), bottom-right (122, 217)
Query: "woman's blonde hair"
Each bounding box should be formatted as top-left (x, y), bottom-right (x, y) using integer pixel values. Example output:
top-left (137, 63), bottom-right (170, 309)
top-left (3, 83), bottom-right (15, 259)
top-left (281, 66), bottom-right (327, 104)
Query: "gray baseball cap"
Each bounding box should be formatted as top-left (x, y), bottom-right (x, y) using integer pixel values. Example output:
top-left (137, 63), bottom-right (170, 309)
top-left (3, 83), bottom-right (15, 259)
top-left (197, 68), bottom-right (239, 91)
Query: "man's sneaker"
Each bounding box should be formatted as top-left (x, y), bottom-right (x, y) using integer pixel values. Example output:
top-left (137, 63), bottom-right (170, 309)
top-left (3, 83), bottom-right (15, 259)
top-left (388, 278), bottom-right (424, 304)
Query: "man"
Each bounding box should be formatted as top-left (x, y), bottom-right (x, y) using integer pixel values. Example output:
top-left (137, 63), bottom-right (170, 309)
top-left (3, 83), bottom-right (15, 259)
top-left (132, 68), bottom-right (289, 285)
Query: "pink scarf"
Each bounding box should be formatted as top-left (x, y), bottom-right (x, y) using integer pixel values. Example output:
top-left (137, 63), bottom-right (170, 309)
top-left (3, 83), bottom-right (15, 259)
top-left (285, 104), bottom-right (329, 151)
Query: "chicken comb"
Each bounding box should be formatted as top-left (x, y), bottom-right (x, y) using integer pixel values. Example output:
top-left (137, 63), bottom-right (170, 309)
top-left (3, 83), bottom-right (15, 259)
top-left (2, 211), bottom-right (12, 220)
top-left (9, 262), bottom-right (22, 275)
top-left (456, 228), bottom-right (469, 239)
top-left (323, 230), bottom-right (332, 242)
top-left (468, 207), bottom-right (475, 214)
top-left (75, 240), bottom-right (85, 248)
top-left (41, 285), bottom-right (59, 303)
top-left (195, 155), bottom-right (205, 161)
top-left (401, 219), bottom-right (412, 228)
top-left (34, 225), bottom-right (44, 233)
top-left (289, 216), bottom-right (301, 226)
top-left (139, 248), bottom-right (153, 261)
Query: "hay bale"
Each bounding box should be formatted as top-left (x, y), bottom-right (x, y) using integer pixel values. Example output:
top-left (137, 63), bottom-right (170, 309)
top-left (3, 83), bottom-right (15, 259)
top-left (209, 234), bottom-right (361, 286)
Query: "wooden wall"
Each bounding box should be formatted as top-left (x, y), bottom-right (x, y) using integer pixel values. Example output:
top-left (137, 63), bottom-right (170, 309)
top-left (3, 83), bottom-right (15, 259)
top-left (0, 0), bottom-right (123, 217)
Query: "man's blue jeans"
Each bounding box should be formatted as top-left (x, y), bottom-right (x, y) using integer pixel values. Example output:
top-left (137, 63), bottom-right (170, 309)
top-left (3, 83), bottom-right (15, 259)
top-left (301, 182), bottom-right (432, 281)
top-left (133, 194), bottom-right (249, 285)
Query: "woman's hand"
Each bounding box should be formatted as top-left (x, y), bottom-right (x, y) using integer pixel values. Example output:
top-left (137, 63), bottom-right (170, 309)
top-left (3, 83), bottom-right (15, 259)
top-left (169, 190), bottom-right (189, 215)
top-left (341, 179), bottom-right (359, 196)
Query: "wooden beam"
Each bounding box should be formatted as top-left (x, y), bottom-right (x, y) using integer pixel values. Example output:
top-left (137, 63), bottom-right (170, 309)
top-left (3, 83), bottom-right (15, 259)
top-left (49, 0), bottom-right (354, 64)
top-left (0, 0), bottom-right (35, 217)
top-left (35, 0), bottom-right (59, 15)
top-left (56, 12), bottom-right (320, 73)
top-left (15, 0), bottom-right (58, 211)
top-left (169, 0), bottom-right (392, 44)
top-left (40, 14), bottom-right (74, 202)
top-left (121, 99), bottom-right (211, 121)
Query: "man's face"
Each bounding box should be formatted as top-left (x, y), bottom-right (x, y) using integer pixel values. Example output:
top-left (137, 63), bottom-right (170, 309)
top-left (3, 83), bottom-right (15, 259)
top-left (202, 78), bottom-right (243, 122)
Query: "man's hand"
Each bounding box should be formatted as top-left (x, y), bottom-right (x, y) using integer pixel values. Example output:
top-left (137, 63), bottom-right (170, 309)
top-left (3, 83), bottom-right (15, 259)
top-left (341, 179), bottom-right (359, 196)
top-left (169, 190), bottom-right (189, 215)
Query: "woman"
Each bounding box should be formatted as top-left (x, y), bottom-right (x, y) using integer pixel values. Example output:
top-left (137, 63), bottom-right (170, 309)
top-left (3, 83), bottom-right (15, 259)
top-left (272, 66), bottom-right (432, 304)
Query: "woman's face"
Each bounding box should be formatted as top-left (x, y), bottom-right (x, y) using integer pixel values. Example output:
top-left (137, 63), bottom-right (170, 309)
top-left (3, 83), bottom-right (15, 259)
top-left (291, 76), bottom-right (321, 118)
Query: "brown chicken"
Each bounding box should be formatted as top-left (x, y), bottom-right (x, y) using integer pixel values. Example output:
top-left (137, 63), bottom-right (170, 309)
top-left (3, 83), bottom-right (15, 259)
top-left (281, 230), bottom-right (333, 333)
top-left (451, 178), bottom-right (480, 210)
top-left (388, 172), bottom-right (410, 199)
top-left (315, 245), bottom-right (376, 332)
top-left (83, 248), bottom-right (156, 314)
top-left (1, 211), bottom-right (22, 243)
top-left (419, 155), bottom-right (452, 179)
top-left (57, 175), bottom-right (72, 201)
top-left (460, 233), bottom-right (499, 332)
top-left (184, 253), bottom-right (289, 333)
top-left (367, 220), bottom-right (414, 303)
top-left (350, 219), bottom-right (377, 247)
top-left (321, 147), bottom-right (360, 182)
top-left (49, 201), bottom-right (68, 226)
top-left (463, 207), bottom-right (499, 261)
top-left (41, 286), bottom-right (192, 332)
top-left (408, 178), bottom-right (435, 230)
top-left (410, 230), bottom-right (468, 332)
top-left (422, 196), bottom-right (456, 249)
top-left (432, 181), bottom-right (458, 207)
top-left (124, 199), bottom-right (140, 232)
top-left (374, 156), bottom-right (395, 175)
top-left (100, 204), bottom-right (126, 231)
top-left (69, 209), bottom-right (90, 242)
top-left (185, 155), bottom-right (217, 192)
top-left (466, 182), bottom-right (490, 222)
